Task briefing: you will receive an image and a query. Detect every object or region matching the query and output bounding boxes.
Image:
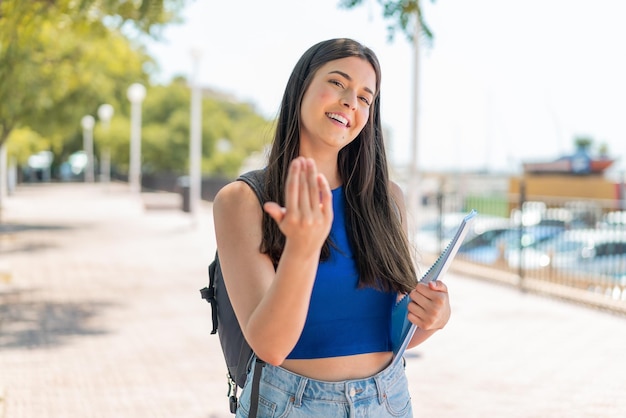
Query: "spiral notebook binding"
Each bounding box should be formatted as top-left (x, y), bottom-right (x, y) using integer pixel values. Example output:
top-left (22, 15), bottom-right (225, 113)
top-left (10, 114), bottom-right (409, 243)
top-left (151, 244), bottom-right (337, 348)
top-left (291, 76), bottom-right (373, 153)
top-left (420, 209), bottom-right (478, 284)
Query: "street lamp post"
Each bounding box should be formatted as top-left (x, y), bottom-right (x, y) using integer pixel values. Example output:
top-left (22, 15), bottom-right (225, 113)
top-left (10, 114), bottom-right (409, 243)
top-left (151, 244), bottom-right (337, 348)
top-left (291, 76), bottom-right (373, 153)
top-left (0, 141), bottom-right (7, 200)
top-left (81, 115), bottom-right (96, 183)
top-left (189, 49), bottom-right (203, 218)
top-left (407, 13), bottom-right (422, 227)
top-left (127, 83), bottom-right (146, 194)
top-left (97, 104), bottom-right (114, 185)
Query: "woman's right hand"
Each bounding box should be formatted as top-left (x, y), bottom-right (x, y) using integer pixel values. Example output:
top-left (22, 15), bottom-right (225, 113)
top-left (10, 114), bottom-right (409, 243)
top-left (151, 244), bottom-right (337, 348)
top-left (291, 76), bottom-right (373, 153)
top-left (263, 157), bottom-right (333, 253)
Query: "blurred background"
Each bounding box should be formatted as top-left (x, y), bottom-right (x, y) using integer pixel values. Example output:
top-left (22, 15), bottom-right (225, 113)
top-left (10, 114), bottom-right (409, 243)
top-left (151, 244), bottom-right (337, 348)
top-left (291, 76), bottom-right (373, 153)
top-left (3, 0), bottom-right (626, 280)
top-left (3, 0), bottom-right (626, 304)
top-left (4, 0), bottom-right (626, 193)
top-left (2, 2), bottom-right (626, 417)
top-left (0, 0), bottom-right (626, 299)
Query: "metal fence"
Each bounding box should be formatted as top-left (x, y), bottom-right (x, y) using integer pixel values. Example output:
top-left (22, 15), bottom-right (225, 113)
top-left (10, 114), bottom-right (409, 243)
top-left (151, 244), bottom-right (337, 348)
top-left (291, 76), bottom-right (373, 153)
top-left (416, 188), bottom-right (626, 315)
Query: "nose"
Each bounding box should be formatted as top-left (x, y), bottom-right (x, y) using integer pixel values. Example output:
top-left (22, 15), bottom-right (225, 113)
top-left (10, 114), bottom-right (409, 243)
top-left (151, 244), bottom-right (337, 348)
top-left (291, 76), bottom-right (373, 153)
top-left (341, 90), bottom-right (357, 110)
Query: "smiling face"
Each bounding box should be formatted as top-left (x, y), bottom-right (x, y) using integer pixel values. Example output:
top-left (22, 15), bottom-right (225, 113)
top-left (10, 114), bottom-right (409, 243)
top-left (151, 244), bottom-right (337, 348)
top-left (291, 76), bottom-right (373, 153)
top-left (299, 56), bottom-right (377, 156)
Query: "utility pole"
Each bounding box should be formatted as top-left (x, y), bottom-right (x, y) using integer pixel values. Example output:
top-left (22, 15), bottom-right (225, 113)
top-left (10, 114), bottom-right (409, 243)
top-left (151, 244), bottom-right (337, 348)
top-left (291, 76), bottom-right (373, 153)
top-left (407, 12), bottom-right (422, 228)
top-left (189, 49), bottom-right (203, 223)
top-left (127, 83), bottom-right (146, 194)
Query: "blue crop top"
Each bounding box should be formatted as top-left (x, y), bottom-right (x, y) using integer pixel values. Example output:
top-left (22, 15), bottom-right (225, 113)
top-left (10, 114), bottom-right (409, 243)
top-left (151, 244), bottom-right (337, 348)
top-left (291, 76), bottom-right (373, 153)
top-left (286, 187), bottom-right (396, 359)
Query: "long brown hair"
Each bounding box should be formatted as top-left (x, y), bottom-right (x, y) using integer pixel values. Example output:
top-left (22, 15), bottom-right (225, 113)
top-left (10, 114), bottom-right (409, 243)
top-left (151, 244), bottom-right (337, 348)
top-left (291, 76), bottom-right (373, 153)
top-left (261, 38), bottom-right (417, 294)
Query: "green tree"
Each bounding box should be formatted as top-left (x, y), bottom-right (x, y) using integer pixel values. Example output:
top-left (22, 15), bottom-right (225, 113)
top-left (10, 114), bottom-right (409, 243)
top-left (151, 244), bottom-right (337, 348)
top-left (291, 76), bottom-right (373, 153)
top-left (574, 136), bottom-right (593, 151)
top-left (5, 128), bottom-right (50, 166)
top-left (202, 99), bottom-right (273, 177)
top-left (0, 0), bottom-right (186, 149)
top-left (137, 79), bottom-right (272, 178)
top-left (339, 0), bottom-right (436, 42)
top-left (1, 0), bottom-right (271, 183)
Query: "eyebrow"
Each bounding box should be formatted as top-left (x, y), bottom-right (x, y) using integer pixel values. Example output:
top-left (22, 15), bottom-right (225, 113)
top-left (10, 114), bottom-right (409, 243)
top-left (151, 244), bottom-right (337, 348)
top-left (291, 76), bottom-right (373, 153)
top-left (328, 70), bottom-right (375, 96)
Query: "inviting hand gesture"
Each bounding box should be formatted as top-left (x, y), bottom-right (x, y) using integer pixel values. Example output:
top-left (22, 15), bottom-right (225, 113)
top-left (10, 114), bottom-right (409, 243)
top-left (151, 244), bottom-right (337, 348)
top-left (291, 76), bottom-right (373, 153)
top-left (263, 157), bottom-right (334, 254)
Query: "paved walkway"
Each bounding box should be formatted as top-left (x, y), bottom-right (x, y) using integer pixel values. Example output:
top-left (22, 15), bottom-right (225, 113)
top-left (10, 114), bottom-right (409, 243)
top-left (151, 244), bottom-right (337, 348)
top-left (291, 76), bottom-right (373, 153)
top-left (0, 182), bottom-right (625, 418)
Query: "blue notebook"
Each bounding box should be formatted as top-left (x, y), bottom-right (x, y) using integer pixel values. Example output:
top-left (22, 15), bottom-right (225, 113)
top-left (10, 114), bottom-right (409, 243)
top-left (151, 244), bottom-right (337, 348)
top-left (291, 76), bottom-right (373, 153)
top-left (390, 209), bottom-right (478, 365)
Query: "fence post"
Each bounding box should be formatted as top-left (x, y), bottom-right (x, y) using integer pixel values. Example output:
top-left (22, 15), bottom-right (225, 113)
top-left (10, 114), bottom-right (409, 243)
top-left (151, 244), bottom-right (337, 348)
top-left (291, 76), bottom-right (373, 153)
top-left (518, 180), bottom-right (526, 291)
top-left (437, 190), bottom-right (444, 252)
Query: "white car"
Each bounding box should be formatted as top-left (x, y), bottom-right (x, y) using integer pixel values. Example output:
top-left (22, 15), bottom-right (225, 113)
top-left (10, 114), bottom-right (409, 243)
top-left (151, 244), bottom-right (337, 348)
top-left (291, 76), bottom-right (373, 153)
top-left (597, 211), bottom-right (626, 230)
top-left (505, 229), bottom-right (626, 272)
top-left (557, 237), bottom-right (626, 279)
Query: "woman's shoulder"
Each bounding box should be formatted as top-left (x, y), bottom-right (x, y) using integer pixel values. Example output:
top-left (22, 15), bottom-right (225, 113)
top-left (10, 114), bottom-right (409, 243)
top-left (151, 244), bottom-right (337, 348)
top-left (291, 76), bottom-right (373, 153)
top-left (214, 178), bottom-right (264, 217)
top-left (388, 180), bottom-right (405, 204)
top-left (387, 180), bottom-right (407, 224)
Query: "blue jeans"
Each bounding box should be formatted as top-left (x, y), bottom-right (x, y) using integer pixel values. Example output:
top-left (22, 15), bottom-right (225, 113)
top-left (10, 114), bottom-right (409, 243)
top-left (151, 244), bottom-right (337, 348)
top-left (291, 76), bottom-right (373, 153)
top-left (236, 357), bottom-right (413, 418)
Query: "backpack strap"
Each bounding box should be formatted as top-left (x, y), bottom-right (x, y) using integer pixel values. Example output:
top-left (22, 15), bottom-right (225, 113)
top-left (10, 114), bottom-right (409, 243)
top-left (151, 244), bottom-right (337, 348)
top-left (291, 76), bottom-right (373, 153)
top-left (237, 169), bottom-right (265, 206)
top-left (248, 358), bottom-right (265, 417)
top-left (201, 260), bottom-right (219, 334)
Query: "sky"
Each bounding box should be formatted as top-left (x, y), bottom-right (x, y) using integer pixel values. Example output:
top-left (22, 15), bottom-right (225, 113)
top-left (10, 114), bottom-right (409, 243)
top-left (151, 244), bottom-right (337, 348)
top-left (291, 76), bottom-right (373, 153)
top-left (144, 0), bottom-right (626, 176)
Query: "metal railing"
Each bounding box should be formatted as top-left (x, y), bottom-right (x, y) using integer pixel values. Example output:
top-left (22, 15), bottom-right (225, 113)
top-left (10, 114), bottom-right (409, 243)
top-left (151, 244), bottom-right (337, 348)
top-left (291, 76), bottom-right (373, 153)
top-left (417, 189), bottom-right (626, 315)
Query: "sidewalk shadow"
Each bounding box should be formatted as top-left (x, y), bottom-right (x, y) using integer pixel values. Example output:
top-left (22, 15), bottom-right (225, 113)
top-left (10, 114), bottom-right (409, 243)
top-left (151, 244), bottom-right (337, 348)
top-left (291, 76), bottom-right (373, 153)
top-left (0, 223), bottom-right (73, 234)
top-left (0, 288), bottom-right (112, 349)
top-left (0, 223), bottom-right (73, 254)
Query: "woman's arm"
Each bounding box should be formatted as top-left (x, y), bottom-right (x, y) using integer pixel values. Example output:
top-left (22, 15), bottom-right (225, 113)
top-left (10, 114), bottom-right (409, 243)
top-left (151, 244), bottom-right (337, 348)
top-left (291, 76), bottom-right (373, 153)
top-left (213, 158), bottom-right (333, 366)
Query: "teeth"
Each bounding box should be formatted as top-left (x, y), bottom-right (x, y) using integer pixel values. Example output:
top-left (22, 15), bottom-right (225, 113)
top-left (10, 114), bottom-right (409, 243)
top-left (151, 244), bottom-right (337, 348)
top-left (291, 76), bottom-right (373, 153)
top-left (327, 113), bottom-right (348, 126)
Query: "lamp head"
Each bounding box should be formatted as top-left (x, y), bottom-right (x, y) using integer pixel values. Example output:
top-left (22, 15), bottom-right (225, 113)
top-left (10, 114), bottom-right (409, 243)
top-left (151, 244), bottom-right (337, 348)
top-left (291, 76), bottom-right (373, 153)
top-left (81, 115), bottom-right (95, 130)
top-left (127, 83), bottom-right (147, 103)
top-left (98, 104), bottom-right (114, 122)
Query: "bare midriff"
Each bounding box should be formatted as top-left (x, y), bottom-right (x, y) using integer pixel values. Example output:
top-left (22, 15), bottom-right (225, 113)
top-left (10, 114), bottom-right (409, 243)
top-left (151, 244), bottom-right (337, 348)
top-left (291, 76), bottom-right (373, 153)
top-left (280, 351), bottom-right (393, 381)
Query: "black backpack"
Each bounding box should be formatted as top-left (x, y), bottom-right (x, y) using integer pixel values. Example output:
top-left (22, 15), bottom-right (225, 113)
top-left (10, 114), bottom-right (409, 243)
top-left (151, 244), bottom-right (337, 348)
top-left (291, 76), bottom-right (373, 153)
top-left (200, 169), bottom-right (266, 417)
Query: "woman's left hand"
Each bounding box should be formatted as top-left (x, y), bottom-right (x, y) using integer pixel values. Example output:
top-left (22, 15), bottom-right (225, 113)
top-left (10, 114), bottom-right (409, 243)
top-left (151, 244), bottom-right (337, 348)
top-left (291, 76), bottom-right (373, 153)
top-left (407, 280), bottom-right (451, 331)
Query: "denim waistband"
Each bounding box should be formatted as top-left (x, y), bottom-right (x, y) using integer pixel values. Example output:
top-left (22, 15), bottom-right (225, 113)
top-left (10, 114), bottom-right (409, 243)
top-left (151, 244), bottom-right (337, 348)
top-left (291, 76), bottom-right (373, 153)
top-left (258, 357), bottom-right (405, 406)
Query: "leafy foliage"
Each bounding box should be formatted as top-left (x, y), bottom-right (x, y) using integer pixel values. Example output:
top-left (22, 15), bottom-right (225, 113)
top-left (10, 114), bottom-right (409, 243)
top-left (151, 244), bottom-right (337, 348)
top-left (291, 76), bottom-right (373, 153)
top-left (1, 0), bottom-right (273, 180)
top-left (574, 136), bottom-right (593, 150)
top-left (338, 0), bottom-right (436, 43)
top-left (0, 0), bottom-right (185, 148)
top-left (90, 80), bottom-right (272, 178)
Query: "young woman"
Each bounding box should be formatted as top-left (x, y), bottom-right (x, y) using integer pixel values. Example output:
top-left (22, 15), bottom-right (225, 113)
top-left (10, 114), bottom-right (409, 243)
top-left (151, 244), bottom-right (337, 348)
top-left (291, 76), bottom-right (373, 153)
top-left (213, 38), bottom-right (451, 417)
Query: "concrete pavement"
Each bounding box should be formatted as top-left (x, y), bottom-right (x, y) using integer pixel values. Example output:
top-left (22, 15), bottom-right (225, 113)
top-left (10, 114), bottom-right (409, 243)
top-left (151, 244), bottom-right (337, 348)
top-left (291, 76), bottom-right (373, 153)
top-left (1, 182), bottom-right (625, 418)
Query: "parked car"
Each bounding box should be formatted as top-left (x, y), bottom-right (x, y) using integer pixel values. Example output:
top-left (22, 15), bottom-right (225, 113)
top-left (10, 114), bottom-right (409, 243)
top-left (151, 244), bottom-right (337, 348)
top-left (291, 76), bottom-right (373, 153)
top-left (460, 223), bottom-right (566, 265)
top-left (597, 211), bottom-right (626, 230)
top-left (59, 151), bottom-right (89, 181)
top-left (416, 212), bottom-right (510, 254)
top-left (557, 237), bottom-right (626, 279)
top-left (506, 229), bottom-right (626, 274)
